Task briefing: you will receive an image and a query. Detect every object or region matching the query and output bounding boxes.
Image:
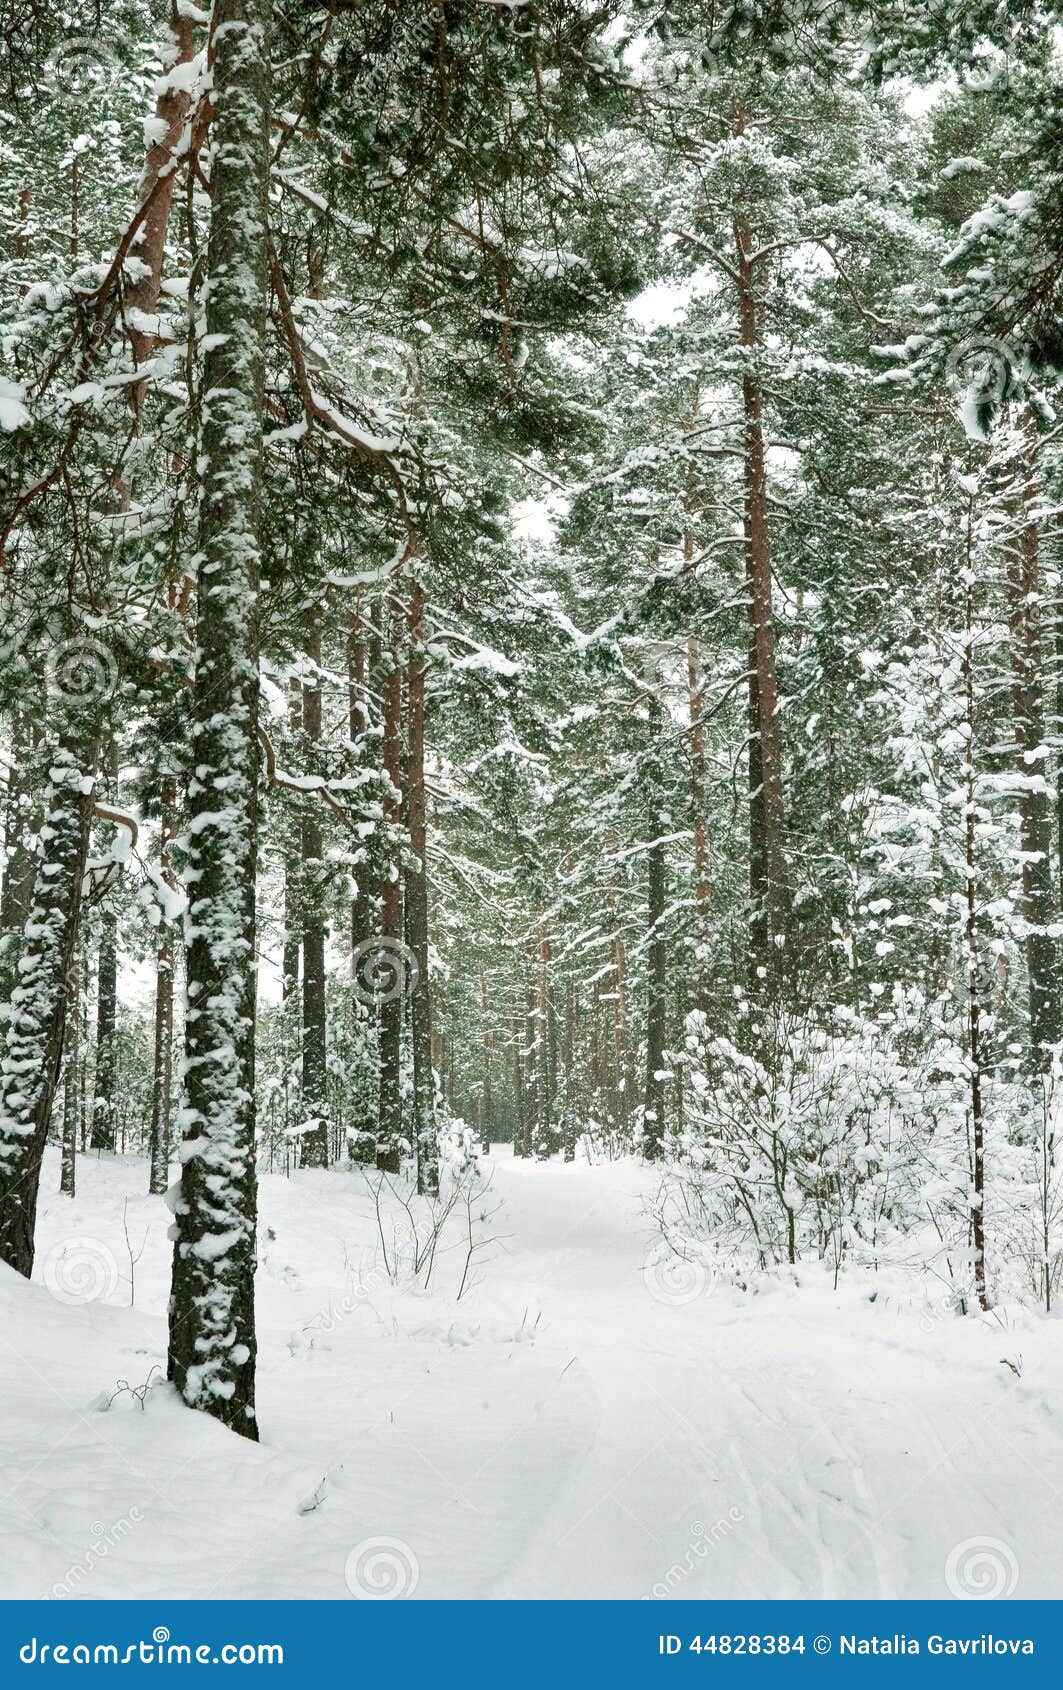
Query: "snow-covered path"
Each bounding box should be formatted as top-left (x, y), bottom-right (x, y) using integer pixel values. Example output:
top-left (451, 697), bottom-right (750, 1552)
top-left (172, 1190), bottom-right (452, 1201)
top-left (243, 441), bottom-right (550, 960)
top-left (485, 1156), bottom-right (1063, 1601)
top-left (2, 1147), bottom-right (1062, 1600)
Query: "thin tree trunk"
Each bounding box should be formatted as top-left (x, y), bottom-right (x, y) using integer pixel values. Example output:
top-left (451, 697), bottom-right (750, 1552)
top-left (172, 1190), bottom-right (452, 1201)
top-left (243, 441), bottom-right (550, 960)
top-left (1007, 416), bottom-right (1059, 1066)
top-left (510, 990), bottom-right (527, 1154)
top-left (479, 975), bottom-right (493, 1153)
top-left (347, 603), bottom-right (372, 959)
top-left (90, 740), bottom-right (119, 1152)
top-left (589, 978), bottom-right (600, 1109)
top-left (167, 0), bottom-right (271, 1440)
top-left (60, 957), bottom-right (79, 1197)
top-left (282, 680), bottom-right (302, 1002)
top-left (562, 978), bottom-right (576, 1162)
top-left (962, 498), bottom-right (990, 1313)
top-left (0, 708), bottom-right (38, 1012)
top-left (513, 988), bottom-right (528, 1154)
top-left (126, 4), bottom-right (199, 391)
top-left (732, 125), bottom-right (788, 988)
top-left (609, 899), bottom-right (631, 1131)
top-left (148, 782), bottom-right (177, 1196)
top-left (148, 942), bottom-right (174, 1195)
top-left (687, 631), bottom-right (712, 1007)
top-left (534, 922), bottom-right (553, 1157)
top-left (346, 608), bottom-right (377, 1165)
top-left (0, 737), bottom-right (95, 1273)
top-left (407, 578), bottom-right (436, 1194)
top-left (641, 695), bottom-right (668, 1160)
top-left (377, 591), bottom-right (404, 1174)
top-left (300, 611), bottom-right (329, 1169)
top-left (90, 906), bottom-right (118, 1151)
top-left (525, 980), bottom-right (540, 1152)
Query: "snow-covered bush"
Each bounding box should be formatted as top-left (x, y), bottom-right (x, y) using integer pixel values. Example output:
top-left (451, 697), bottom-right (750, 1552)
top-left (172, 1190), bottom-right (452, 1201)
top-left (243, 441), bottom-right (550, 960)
top-left (657, 992), bottom-right (1063, 1311)
top-left (665, 997), bottom-right (969, 1288)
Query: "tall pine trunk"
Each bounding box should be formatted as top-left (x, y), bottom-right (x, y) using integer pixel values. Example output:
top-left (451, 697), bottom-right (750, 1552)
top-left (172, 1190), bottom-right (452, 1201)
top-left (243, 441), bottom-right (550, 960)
top-left (608, 885), bottom-right (631, 1132)
top-left (479, 975), bottom-right (493, 1153)
top-left (60, 957), bottom-right (80, 1196)
top-left (961, 494), bottom-right (990, 1313)
top-left (687, 632), bottom-right (712, 1008)
top-left (533, 922), bottom-right (554, 1157)
top-left (347, 605), bottom-right (373, 959)
top-left (90, 907), bottom-right (118, 1150)
top-left (280, 681), bottom-right (301, 1148)
top-left (641, 693), bottom-right (668, 1160)
top-left (0, 735), bottom-right (95, 1272)
top-left (732, 132), bottom-right (788, 991)
top-left (1007, 417), bottom-right (1059, 1067)
top-left (300, 612), bottom-right (329, 1168)
top-left (0, 708), bottom-right (38, 1011)
top-left (562, 979), bottom-right (576, 1162)
top-left (148, 782), bottom-right (177, 1196)
top-left (407, 579), bottom-right (436, 1194)
top-left (127, 4), bottom-right (198, 389)
top-left (511, 989), bottom-right (528, 1154)
top-left (166, 0), bottom-right (271, 1440)
top-left (90, 741), bottom-right (119, 1151)
top-left (346, 609), bottom-right (377, 1165)
top-left (377, 591), bottom-right (404, 1174)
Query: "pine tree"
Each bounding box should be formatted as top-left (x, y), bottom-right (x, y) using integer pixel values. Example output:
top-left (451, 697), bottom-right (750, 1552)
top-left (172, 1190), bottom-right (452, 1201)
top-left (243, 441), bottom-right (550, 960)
top-left (166, 0), bottom-right (272, 1440)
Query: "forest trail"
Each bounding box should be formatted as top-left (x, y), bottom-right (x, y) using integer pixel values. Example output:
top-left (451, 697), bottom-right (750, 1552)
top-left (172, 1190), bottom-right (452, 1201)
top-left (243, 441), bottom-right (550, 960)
top-left (487, 1154), bottom-right (1063, 1601)
top-left (2, 1147), bottom-right (1062, 1600)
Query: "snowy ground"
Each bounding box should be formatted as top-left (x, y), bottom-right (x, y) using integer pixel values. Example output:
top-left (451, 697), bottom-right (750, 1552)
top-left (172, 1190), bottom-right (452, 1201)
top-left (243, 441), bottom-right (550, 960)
top-left (3, 1145), bottom-right (1063, 1600)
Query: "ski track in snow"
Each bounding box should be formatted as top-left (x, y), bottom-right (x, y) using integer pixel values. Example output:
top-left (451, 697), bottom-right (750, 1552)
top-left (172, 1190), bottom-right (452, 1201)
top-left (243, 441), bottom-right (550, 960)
top-left (1, 1146), bottom-right (1062, 1599)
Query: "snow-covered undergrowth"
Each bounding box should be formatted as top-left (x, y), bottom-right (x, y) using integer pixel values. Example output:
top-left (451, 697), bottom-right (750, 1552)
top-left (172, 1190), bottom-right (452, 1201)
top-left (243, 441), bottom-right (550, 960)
top-left (3, 1146), bottom-right (1063, 1599)
top-left (660, 1003), bottom-right (1063, 1311)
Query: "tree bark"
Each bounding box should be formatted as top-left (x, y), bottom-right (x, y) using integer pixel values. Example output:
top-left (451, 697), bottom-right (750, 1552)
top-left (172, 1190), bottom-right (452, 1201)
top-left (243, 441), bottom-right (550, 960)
top-left (608, 887), bottom-right (632, 1132)
top-left (562, 978), bottom-right (576, 1162)
top-left (347, 603), bottom-right (372, 959)
top-left (345, 610), bottom-right (377, 1165)
top-left (90, 740), bottom-right (120, 1152)
top-left (407, 578), bottom-right (436, 1194)
top-left (687, 631), bottom-right (712, 1007)
top-left (962, 497), bottom-right (990, 1312)
top-left (300, 612), bottom-right (329, 1168)
top-left (167, 0), bottom-right (271, 1440)
top-left (60, 957), bottom-right (79, 1197)
top-left (525, 978), bottom-right (541, 1153)
top-left (148, 781), bottom-right (177, 1196)
top-left (732, 127), bottom-right (788, 989)
top-left (641, 695), bottom-right (668, 1160)
top-left (480, 974), bottom-right (493, 1153)
top-left (126, 5), bottom-right (199, 390)
top-left (282, 681), bottom-right (302, 1004)
top-left (377, 590), bottom-right (404, 1174)
top-left (1007, 416), bottom-right (1059, 1067)
top-left (512, 988), bottom-right (529, 1155)
top-left (534, 922), bottom-right (553, 1157)
top-left (0, 737), bottom-right (95, 1273)
top-left (0, 708), bottom-right (38, 1012)
top-left (89, 906), bottom-right (118, 1151)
